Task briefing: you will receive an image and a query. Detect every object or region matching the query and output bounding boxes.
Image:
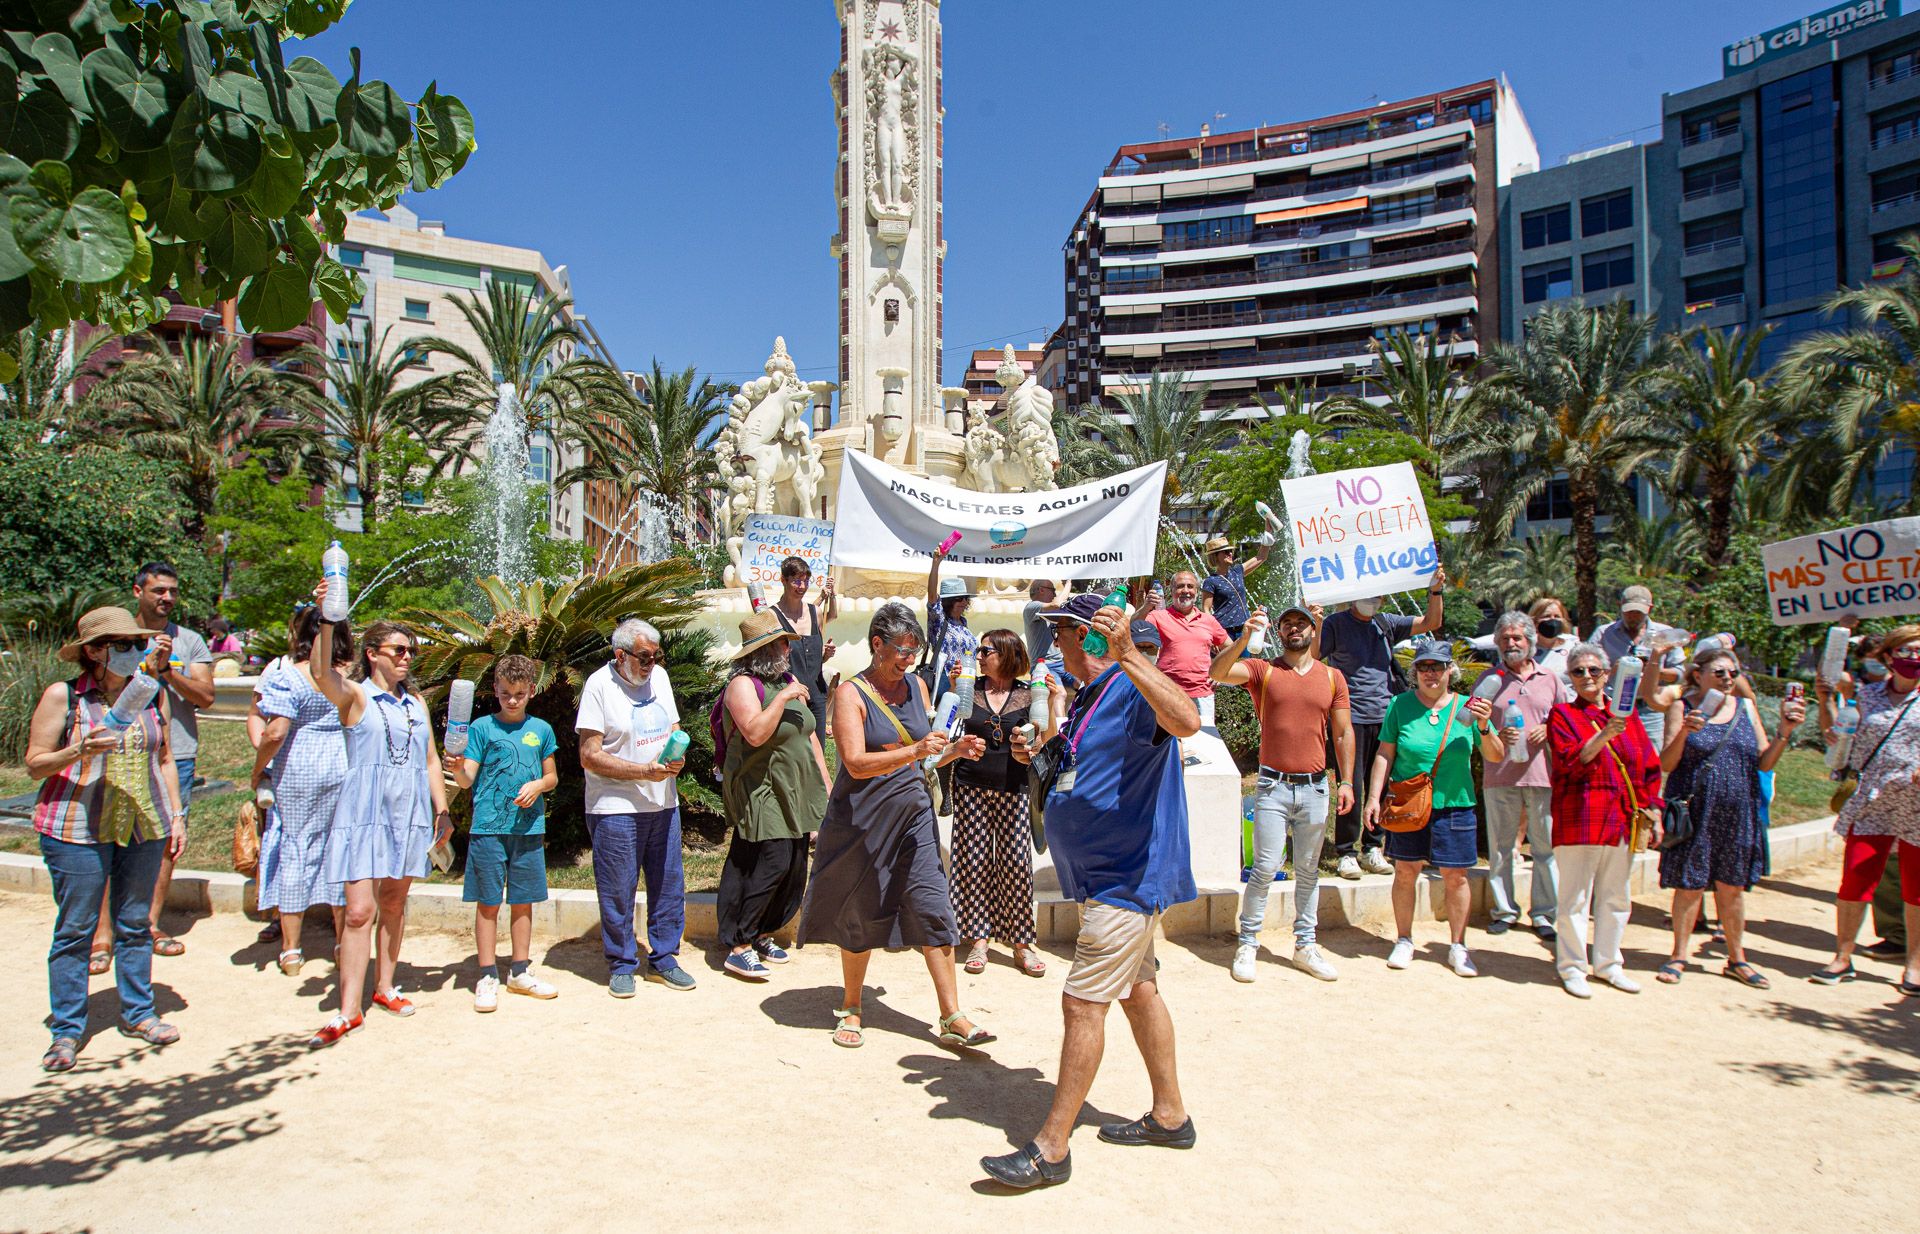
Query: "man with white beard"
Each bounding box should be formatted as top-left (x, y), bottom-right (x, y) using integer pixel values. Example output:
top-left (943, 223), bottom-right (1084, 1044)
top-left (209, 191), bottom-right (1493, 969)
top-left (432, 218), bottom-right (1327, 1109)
top-left (1479, 611), bottom-right (1569, 939)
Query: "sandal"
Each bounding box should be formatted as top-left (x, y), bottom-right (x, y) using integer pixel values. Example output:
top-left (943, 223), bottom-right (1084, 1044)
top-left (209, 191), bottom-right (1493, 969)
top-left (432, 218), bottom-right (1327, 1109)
top-left (87, 947), bottom-right (111, 976)
top-left (937, 1012), bottom-right (996, 1049)
top-left (1015, 948), bottom-right (1048, 978)
top-left (151, 934), bottom-right (185, 957)
top-left (1656, 960), bottom-right (1685, 984)
top-left (256, 922), bottom-right (281, 944)
top-left (1809, 962), bottom-right (1856, 986)
top-left (831, 1007), bottom-right (864, 1049)
top-left (963, 943), bottom-right (988, 975)
top-left (1723, 961), bottom-right (1771, 990)
top-left (40, 1036), bottom-right (78, 1073)
top-left (117, 1018), bottom-right (180, 1046)
top-left (277, 950), bottom-right (305, 976)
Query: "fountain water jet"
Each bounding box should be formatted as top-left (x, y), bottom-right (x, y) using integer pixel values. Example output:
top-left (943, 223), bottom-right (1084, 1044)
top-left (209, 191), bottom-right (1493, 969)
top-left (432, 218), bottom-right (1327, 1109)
top-left (481, 381), bottom-right (534, 588)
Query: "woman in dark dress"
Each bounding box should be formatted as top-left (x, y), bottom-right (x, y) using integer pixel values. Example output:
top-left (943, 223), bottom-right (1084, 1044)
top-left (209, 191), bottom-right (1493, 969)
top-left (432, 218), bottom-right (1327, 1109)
top-left (1657, 646), bottom-right (1804, 988)
top-left (800, 603), bottom-right (994, 1050)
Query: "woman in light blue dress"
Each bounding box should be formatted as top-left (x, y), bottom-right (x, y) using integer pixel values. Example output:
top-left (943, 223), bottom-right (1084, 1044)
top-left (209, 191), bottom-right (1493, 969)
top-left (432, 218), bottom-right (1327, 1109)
top-left (247, 607), bottom-right (352, 976)
top-left (308, 586), bottom-right (451, 1049)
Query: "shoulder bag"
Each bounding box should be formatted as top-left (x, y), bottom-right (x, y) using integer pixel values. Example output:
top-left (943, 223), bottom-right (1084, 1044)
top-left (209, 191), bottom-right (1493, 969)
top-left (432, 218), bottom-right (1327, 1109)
top-left (1583, 711), bottom-right (1650, 852)
top-left (852, 674), bottom-right (942, 812)
top-left (1377, 697), bottom-right (1458, 832)
top-left (1831, 695), bottom-right (1917, 817)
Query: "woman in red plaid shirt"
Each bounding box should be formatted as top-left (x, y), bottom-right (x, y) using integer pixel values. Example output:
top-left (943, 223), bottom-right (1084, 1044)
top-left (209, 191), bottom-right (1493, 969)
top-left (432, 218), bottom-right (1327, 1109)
top-left (1547, 643), bottom-right (1664, 999)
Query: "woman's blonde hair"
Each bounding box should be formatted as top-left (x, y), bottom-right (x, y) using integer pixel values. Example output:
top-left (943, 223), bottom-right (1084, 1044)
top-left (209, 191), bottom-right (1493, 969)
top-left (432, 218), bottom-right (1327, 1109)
top-left (1873, 624), bottom-right (1920, 658)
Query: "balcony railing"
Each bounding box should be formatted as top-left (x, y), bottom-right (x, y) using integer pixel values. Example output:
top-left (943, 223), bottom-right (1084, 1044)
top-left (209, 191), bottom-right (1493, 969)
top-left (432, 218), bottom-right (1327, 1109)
top-left (1106, 237), bottom-right (1477, 296)
top-left (1873, 187), bottom-right (1920, 213)
top-left (1109, 281), bottom-right (1478, 337)
top-left (1101, 151), bottom-right (1472, 220)
top-left (1105, 107), bottom-right (1477, 176)
top-left (1682, 179), bottom-right (1740, 202)
top-left (1104, 327), bottom-right (1476, 379)
top-left (1680, 120), bottom-right (1739, 146)
top-left (1683, 291), bottom-right (1745, 314)
top-left (1121, 194), bottom-right (1475, 257)
top-left (1683, 235), bottom-right (1742, 257)
top-left (1872, 59), bottom-right (1920, 88)
top-left (1871, 123), bottom-right (1920, 150)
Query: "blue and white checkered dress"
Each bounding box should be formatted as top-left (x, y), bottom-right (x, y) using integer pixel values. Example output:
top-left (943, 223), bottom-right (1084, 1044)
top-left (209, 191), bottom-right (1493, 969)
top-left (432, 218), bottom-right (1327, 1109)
top-left (255, 661), bottom-right (349, 912)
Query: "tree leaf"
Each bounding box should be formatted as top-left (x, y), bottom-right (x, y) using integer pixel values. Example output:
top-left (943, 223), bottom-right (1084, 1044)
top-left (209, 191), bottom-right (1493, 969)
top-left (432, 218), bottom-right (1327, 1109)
top-left (10, 165), bottom-right (135, 283)
top-left (311, 253), bottom-right (357, 320)
top-left (284, 210), bottom-right (320, 270)
top-left (203, 199), bottom-right (273, 276)
top-left (336, 75), bottom-right (409, 159)
top-left (30, 34), bottom-right (90, 113)
top-left (246, 141), bottom-right (303, 216)
top-left (167, 94), bottom-right (262, 191)
top-left (0, 197), bottom-right (33, 281)
top-left (0, 82), bottom-right (80, 164)
top-left (282, 55), bottom-right (338, 129)
top-left (81, 45), bottom-right (180, 152)
top-left (283, 0), bottom-right (350, 38)
top-left (236, 252), bottom-right (308, 331)
top-left (407, 82), bottom-right (475, 191)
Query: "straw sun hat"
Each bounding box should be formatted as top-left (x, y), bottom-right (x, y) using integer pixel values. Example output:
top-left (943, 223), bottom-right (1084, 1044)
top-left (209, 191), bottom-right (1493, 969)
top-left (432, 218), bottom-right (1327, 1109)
top-left (58, 606), bottom-right (160, 663)
top-left (733, 608), bottom-right (800, 661)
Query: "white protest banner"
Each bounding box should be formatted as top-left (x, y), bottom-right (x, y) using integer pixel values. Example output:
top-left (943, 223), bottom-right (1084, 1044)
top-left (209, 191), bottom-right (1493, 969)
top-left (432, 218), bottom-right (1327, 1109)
top-left (1762, 516), bottom-right (1920, 625)
top-left (830, 451), bottom-right (1166, 580)
top-left (739, 514), bottom-right (836, 590)
top-left (1279, 461), bottom-right (1437, 606)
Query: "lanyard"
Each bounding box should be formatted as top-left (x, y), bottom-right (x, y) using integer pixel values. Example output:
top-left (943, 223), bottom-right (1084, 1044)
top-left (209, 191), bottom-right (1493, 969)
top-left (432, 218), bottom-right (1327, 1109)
top-left (1066, 671), bottom-right (1124, 759)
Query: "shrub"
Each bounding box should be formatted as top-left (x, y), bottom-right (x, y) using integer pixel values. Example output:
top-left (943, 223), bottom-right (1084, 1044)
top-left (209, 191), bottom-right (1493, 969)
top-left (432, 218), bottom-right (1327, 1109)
top-left (0, 638), bottom-right (69, 762)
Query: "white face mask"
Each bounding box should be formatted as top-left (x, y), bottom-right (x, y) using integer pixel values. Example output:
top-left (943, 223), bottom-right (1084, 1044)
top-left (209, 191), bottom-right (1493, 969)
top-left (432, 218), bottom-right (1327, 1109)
top-left (107, 646), bottom-right (146, 677)
top-left (1352, 598), bottom-right (1380, 618)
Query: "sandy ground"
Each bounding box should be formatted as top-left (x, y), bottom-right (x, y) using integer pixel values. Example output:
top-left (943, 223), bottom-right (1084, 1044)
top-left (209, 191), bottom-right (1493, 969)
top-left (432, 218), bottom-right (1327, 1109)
top-left (1, 858), bottom-right (1915, 1234)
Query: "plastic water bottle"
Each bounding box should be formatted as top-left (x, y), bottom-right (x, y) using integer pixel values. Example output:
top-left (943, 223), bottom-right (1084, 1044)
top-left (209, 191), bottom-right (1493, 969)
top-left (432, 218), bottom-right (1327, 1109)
top-left (1827, 702), bottom-right (1859, 770)
top-left (444, 679), bottom-right (474, 757)
top-left (924, 690), bottom-right (963, 772)
top-left (1028, 663), bottom-right (1050, 729)
top-left (1694, 688), bottom-right (1727, 721)
top-left (1819, 626), bottom-right (1850, 684)
top-left (1504, 700), bottom-right (1528, 763)
top-left (953, 649), bottom-right (976, 725)
top-left (1080, 585), bottom-right (1131, 657)
top-left (321, 540), bottom-right (350, 621)
top-left (1470, 670), bottom-right (1505, 704)
top-left (1246, 613), bottom-right (1268, 657)
top-left (660, 729), bottom-right (690, 763)
top-left (935, 530), bottom-right (963, 556)
top-left (105, 670), bottom-right (161, 730)
top-left (746, 582), bottom-right (765, 611)
top-left (1609, 652), bottom-right (1643, 718)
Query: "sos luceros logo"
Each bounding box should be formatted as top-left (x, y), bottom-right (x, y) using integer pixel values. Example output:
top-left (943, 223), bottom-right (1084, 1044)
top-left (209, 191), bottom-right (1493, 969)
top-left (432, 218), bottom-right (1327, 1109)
top-left (989, 521), bottom-right (1028, 549)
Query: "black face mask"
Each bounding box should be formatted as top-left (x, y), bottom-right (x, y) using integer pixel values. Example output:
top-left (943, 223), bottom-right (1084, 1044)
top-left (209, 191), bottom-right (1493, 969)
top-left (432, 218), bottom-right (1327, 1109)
top-left (1537, 619), bottom-right (1565, 640)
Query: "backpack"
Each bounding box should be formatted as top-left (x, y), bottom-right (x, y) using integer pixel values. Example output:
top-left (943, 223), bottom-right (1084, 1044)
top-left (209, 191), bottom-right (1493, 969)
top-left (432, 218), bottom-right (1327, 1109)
top-left (708, 676), bottom-right (767, 781)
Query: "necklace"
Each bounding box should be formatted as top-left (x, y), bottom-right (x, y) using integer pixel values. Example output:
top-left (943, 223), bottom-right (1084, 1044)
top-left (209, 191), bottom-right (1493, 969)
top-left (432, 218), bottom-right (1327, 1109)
top-left (374, 692), bottom-right (417, 766)
top-left (1426, 695), bottom-right (1452, 726)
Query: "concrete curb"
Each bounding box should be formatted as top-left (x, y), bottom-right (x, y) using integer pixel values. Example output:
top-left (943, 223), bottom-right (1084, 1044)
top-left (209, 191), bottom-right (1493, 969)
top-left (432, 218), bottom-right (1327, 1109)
top-left (0, 818), bottom-right (1843, 946)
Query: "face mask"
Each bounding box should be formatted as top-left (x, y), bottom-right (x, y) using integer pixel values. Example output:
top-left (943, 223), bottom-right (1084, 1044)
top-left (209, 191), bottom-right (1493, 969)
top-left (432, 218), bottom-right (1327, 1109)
top-left (1352, 599), bottom-right (1380, 618)
top-left (1891, 656), bottom-right (1920, 682)
top-left (1862, 659), bottom-right (1891, 681)
top-left (1537, 619), bottom-right (1565, 640)
top-left (107, 646), bottom-right (146, 677)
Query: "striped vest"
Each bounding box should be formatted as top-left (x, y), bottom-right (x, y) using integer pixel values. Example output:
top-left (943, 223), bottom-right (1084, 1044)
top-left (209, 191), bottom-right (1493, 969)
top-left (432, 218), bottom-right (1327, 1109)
top-left (33, 674), bottom-right (170, 845)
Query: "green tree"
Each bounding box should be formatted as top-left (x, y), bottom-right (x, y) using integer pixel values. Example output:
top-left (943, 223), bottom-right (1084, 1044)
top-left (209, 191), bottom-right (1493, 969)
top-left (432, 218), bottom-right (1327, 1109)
top-left (1664, 325), bottom-right (1784, 570)
top-left (1474, 303), bottom-right (1677, 630)
top-left (0, 326), bottom-right (112, 426)
top-left (558, 359), bottom-right (733, 534)
top-left (1599, 511), bottom-right (1701, 585)
top-left (1775, 232), bottom-right (1920, 516)
top-left (87, 334), bottom-right (321, 540)
top-left (1314, 329), bottom-right (1481, 477)
top-left (0, 2), bottom-right (474, 347)
top-left (324, 322), bottom-right (466, 531)
top-left (1057, 372), bottom-right (1237, 522)
top-left (1480, 530), bottom-right (1574, 612)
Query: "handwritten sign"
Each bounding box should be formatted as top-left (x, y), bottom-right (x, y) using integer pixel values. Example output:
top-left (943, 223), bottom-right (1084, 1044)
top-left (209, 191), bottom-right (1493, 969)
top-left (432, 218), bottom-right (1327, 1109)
top-left (1762, 516), bottom-right (1920, 625)
top-left (740, 514), bottom-right (835, 590)
top-left (1279, 461), bottom-right (1437, 606)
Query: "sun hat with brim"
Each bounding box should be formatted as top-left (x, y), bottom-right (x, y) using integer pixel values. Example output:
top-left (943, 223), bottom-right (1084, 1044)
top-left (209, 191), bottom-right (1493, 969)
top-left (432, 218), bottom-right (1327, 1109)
top-left (59, 607), bottom-right (160, 663)
top-left (732, 609), bottom-right (800, 661)
top-left (936, 576), bottom-right (975, 601)
top-left (1204, 536), bottom-right (1233, 555)
top-left (1410, 639), bottom-right (1455, 667)
top-left (1039, 593), bottom-right (1106, 627)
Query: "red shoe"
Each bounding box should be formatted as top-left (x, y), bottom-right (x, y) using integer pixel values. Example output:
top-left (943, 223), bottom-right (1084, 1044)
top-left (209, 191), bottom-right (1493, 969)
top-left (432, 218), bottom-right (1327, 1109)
top-left (371, 990), bottom-right (416, 1017)
top-left (307, 1014), bottom-right (363, 1049)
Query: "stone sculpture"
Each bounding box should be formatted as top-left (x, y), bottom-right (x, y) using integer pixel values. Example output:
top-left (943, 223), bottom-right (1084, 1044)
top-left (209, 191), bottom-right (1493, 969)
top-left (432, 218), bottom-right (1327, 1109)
top-left (716, 337), bottom-right (827, 584)
top-left (961, 347), bottom-right (1060, 493)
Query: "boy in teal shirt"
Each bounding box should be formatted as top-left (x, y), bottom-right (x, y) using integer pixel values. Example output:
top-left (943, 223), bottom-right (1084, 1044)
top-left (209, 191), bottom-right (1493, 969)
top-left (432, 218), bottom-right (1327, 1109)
top-left (443, 655), bottom-right (561, 1012)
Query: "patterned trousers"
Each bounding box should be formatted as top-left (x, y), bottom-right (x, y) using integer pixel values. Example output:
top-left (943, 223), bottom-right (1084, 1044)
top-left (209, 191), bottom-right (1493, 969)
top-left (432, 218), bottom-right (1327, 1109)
top-left (948, 781), bottom-right (1037, 944)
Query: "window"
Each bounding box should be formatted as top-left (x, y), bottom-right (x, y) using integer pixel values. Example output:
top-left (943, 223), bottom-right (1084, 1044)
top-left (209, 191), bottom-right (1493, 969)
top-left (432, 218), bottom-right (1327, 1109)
top-left (1873, 166), bottom-right (1920, 211)
top-left (1164, 215), bottom-right (1251, 249)
top-left (1521, 205), bottom-right (1570, 249)
top-left (1460, 97), bottom-right (1493, 125)
top-left (1872, 108), bottom-right (1920, 150)
top-left (527, 443), bottom-right (551, 486)
top-left (1759, 67), bottom-right (1840, 305)
top-left (1684, 215), bottom-right (1742, 254)
top-left (1873, 230), bottom-right (1918, 275)
top-left (1368, 189), bottom-right (1437, 224)
top-left (338, 246), bottom-right (364, 267)
top-left (1106, 264), bottom-right (1160, 285)
top-left (1582, 245), bottom-right (1634, 293)
top-left (1872, 46), bottom-right (1920, 86)
top-left (1683, 270), bottom-right (1744, 310)
top-left (403, 299), bottom-right (430, 321)
top-left (1581, 190), bottom-right (1632, 237)
top-left (1682, 161), bottom-right (1740, 200)
top-left (1526, 476), bottom-right (1571, 522)
top-left (401, 345), bottom-right (429, 368)
top-left (1682, 109), bottom-right (1739, 146)
top-left (1522, 259), bottom-right (1572, 303)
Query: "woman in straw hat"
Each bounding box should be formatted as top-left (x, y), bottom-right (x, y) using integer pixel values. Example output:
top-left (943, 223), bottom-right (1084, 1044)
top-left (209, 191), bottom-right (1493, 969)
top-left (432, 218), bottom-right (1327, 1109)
top-left (25, 607), bottom-right (189, 1072)
top-left (800, 602), bottom-right (994, 1050)
top-left (714, 609), bottom-right (832, 981)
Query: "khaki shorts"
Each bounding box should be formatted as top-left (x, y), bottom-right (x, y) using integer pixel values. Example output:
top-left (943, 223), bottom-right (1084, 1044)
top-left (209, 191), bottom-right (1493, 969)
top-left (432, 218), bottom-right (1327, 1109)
top-left (1064, 902), bottom-right (1161, 1003)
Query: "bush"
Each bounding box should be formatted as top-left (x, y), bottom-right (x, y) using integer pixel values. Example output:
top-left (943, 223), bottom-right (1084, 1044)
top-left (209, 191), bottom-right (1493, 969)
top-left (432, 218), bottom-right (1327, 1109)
top-left (0, 639), bottom-right (69, 761)
top-left (1215, 682), bottom-right (1258, 773)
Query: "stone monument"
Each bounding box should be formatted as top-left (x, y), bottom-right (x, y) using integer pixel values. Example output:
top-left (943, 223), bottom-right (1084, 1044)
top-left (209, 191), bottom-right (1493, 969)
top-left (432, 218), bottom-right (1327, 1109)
top-left (714, 336), bottom-right (828, 586)
top-left (962, 345), bottom-right (1060, 494)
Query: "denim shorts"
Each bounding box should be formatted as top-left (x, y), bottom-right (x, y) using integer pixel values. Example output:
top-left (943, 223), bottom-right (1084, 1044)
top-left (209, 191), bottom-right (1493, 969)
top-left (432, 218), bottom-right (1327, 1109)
top-left (463, 833), bottom-right (550, 905)
top-left (1384, 805), bottom-right (1480, 869)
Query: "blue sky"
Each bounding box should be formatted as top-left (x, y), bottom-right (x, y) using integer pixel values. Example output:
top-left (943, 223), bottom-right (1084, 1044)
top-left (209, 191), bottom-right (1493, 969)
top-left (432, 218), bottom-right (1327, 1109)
top-left (303, 0), bottom-right (1842, 387)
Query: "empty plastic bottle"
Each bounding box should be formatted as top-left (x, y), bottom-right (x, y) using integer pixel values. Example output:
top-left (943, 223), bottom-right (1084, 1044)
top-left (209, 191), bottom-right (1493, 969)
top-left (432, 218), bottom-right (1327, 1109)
top-left (444, 679), bottom-right (475, 757)
top-left (1827, 702), bottom-right (1860, 771)
top-left (105, 670), bottom-right (161, 730)
top-left (1028, 663), bottom-right (1051, 729)
top-left (1819, 627), bottom-right (1850, 685)
top-left (321, 541), bottom-right (350, 621)
top-left (1609, 652), bottom-right (1644, 718)
top-left (1080, 585), bottom-right (1131, 657)
top-left (1504, 700), bottom-right (1529, 763)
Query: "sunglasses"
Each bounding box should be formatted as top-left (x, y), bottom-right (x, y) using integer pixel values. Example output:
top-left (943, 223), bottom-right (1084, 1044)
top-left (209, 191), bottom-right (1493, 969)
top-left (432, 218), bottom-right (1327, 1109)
top-left (621, 649), bottom-right (659, 667)
top-left (375, 644), bottom-right (415, 659)
top-left (881, 639), bottom-right (921, 657)
top-left (1568, 666), bottom-right (1607, 679)
top-left (1705, 666), bottom-right (1740, 679)
top-left (92, 639), bottom-right (142, 654)
top-left (1414, 662), bottom-right (1450, 671)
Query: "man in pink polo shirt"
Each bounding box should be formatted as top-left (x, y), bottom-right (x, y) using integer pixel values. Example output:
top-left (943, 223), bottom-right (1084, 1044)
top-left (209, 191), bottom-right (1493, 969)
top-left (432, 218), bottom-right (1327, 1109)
top-left (1146, 571), bottom-right (1230, 727)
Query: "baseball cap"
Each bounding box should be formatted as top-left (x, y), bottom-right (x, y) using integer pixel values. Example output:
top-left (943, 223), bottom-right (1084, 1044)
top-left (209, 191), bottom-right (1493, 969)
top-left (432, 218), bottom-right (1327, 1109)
top-left (1272, 604), bottom-right (1315, 624)
top-left (1411, 638), bottom-right (1455, 666)
top-left (1619, 585), bottom-right (1652, 614)
top-left (1039, 592), bottom-right (1106, 626)
top-left (1129, 619), bottom-right (1162, 649)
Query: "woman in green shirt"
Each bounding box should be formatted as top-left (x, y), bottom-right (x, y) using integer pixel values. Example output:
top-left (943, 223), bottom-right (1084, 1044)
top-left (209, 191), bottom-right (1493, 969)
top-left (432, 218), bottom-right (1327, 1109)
top-left (1364, 640), bottom-right (1505, 977)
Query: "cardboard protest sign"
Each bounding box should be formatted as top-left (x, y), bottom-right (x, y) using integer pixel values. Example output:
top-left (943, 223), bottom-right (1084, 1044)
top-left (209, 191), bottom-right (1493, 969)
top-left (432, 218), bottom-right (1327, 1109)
top-left (740, 514), bottom-right (835, 589)
top-left (831, 451), bottom-right (1165, 580)
top-left (1279, 461), bottom-right (1437, 606)
top-left (1762, 516), bottom-right (1920, 625)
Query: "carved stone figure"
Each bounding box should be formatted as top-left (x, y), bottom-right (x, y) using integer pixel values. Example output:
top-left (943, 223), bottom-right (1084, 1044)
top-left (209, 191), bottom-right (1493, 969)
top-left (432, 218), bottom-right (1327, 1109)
top-left (863, 45), bottom-right (918, 236)
top-left (715, 337), bottom-right (827, 582)
top-left (960, 346), bottom-right (1060, 493)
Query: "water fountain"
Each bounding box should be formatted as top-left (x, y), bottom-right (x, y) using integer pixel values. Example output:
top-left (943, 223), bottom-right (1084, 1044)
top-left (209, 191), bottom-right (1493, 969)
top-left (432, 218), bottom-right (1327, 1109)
top-left (481, 380), bottom-right (534, 589)
top-left (350, 537), bottom-right (463, 614)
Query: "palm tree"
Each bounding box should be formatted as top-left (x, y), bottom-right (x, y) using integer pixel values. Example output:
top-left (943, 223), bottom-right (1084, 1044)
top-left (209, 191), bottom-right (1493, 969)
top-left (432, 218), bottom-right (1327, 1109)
top-left (1479, 530), bottom-right (1575, 612)
top-left (1662, 326), bottom-right (1783, 570)
top-left (88, 336), bottom-right (323, 541)
top-left (557, 360), bottom-right (734, 535)
top-left (1473, 303), bottom-right (1676, 629)
top-left (1601, 512), bottom-right (1701, 581)
top-left (324, 323), bottom-right (470, 531)
top-left (0, 327), bottom-right (114, 430)
top-left (1775, 232), bottom-right (1920, 516)
top-left (1056, 373), bottom-right (1239, 521)
top-left (1315, 329), bottom-right (1481, 477)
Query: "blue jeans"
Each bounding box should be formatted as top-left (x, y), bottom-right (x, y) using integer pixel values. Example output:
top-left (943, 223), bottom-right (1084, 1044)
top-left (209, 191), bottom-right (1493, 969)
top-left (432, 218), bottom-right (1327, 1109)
top-left (42, 833), bottom-right (166, 1039)
top-left (587, 809), bottom-right (685, 975)
top-left (1238, 776), bottom-right (1331, 947)
top-left (175, 757), bottom-right (196, 818)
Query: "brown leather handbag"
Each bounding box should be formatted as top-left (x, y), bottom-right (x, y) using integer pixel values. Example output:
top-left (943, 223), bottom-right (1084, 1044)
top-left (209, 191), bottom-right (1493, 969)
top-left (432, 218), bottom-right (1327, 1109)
top-left (1378, 699), bottom-right (1458, 833)
top-left (232, 800), bottom-right (261, 876)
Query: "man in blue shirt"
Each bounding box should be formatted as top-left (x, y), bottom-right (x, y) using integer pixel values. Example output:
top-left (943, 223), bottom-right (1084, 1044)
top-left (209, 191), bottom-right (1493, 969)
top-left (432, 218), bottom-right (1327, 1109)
top-left (980, 591), bottom-right (1201, 1191)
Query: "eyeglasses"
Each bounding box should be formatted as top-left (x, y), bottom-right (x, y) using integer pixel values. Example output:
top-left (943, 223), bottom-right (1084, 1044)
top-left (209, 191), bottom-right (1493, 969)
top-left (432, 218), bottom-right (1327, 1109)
top-left (1705, 666), bottom-right (1740, 679)
top-left (93, 639), bottom-right (141, 654)
top-left (881, 639), bottom-right (921, 657)
top-left (1568, 666), bottom-right (1607, 679)
top-left (622, 649), bottom-right (659, 667)
top-left (1414, 663), bottom-right (1449, 672)
top-left (1049, 622), bottom-right (1085, 638)
top-left (375, 644), bottom-right (415, 659)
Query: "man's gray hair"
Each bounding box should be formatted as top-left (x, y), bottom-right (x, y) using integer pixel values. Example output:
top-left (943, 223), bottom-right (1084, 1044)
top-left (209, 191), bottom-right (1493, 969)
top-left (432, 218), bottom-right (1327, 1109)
top-left (1493, 610), bottom-right (1537, 648)
top-left (612, 618), bottom-right (662, 651)
top-left (1565, 642), bottom-right (1610, 672)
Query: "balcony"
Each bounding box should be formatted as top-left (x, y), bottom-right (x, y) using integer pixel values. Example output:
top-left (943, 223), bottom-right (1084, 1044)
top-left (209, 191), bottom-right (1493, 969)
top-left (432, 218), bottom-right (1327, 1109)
top-left (1680, 119), bottom-right (1739, 146)
top-left (1104, 237), bottom-right (1478, 298)
top-left (1681, 238), bottom-right (1745, 278)
top-left (1678, 182), bottom-right (1743, 223)
top-left (1105, 107), bottom-right (1477, 177)
top-left (1872, 59), bottom-right (1920, 88)
top-left (1872, 187), bottom-right (1920, 213)
top-left (1100, 151), bottom-right (1473, 220)
top-left (1105, 281), bottom-right (1477, 343)
top-left (1101, 329), bottom-right (1477, 382)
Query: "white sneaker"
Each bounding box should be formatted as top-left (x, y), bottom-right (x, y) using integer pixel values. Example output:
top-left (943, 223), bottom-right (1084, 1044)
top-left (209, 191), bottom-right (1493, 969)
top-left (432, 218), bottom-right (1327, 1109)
top-left (1387, 937), bottom-right (1415, 969)
top-left (1292, 943), bottom-right (1338, 982)
top-left (1449, 944), bottom-right (1478, 978)
top-left (473, 973), bottom-right (499, 1013)
top-left (1360, 849), bottom-right (1394, 875)
top-left (506, 969), bottom-right (558, 1000)
top-left (1562, 971), bottom-right (1593, 999)
top-left (1602, 970), bottom-right (1642, 994)
top-left (1231, 942), bottom-right (1258, 983)
top-left (1336, 855), bottom-right (1363, 881)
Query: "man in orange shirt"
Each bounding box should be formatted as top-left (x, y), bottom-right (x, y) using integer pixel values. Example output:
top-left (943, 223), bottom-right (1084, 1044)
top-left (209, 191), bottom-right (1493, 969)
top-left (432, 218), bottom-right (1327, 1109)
top-left (1211, 604), bottom-right (1354, 984)
top-left (1145, 571), bottom-right (1230, 727)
